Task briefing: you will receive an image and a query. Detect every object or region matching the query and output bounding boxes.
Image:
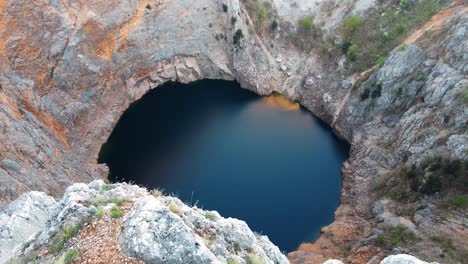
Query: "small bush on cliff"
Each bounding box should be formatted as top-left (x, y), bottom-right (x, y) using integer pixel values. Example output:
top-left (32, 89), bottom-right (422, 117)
top-left (52, 221), bottom-right (86, 252)
top-left (101, 184), bottom-right (113, 191)
top-left (112, 198), bottom-right (125, 207)
top-left (64, 248), bottom-right (80, 263)
top-left (110, 207), bottom-right (124, 219)
top-left (246, 255), bottom-right (264, 264)
top-left (222, 4), bottom-right (228, 12)
top-left (205, 212), bottom-right (217, 221)
top-left (346, 43), bottom-right (358, 60)
top-left (298, 16), bottom-right (313, 30)
top-left (233, 29), bottom-right (244, 46)
top-left (376, 235), bottom-right (385, 245)
top-left (343, 16), bottom-right (362, 33)
top-left (449, 195), bottom-right (468, 208)
top-left (430, 236), bottom-right (456, 252)
top-left (258, 6), bottom-right (268, 24)
top-left (381, 225), bottom-right (418, 247)
top-left (375, 56), bottom-right (387, 66)
top-left (270, 20), bottom-right (278, 30)
top-left (459, 89), bottom-right (468, 105)
top-left (340, 0), bottom-right (446, 72)
top-left (96, 207), bottom-right (105, 218)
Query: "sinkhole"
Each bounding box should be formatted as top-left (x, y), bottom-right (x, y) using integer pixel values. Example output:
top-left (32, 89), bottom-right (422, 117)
top-left (98, 80), bottom-right (349, 252)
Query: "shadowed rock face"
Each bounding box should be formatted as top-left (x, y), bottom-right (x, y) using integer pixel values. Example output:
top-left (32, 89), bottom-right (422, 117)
top-left (0, 0), bottom-right (467, 263)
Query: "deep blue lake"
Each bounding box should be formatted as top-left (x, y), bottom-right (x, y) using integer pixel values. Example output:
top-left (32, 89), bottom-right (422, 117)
top-left (98, 80), bottom-right (349, 252)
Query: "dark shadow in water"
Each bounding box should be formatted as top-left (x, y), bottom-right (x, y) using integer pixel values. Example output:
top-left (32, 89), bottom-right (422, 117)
top-left (98, 80), bottom-right (349, 252)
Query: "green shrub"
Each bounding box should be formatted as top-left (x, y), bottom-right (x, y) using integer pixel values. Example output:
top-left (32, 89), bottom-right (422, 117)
top-left (460, 89), bottom-right (468, 105)
top-left (399, 0), bottom-right (411, 9)
top-left (376, 235), bottom-right (385, 245)
top-left (222, 4), bottom-right (228, 12)
top-left (101, 184), bottom-right (112, 191)
top-left (258, 7), bottom-right (267, 24)
top-left (396, 23), bottom-right (407, 35)
top-left (430, 236), bottom-right (456, 252)
top-left (270, 20), bottom-right (278, 30)
top-left (451, 195), bottom-right (468, 208)
top-left (205, 212), bottom-right (217, 221)
top-left (110, 207), bottom-right (124, 219)
top-left (96, 207), bottom-right (105, 218)
top-left (399, 43), bottom-right (409, 51)
top-left (298, 16), bottom-right (313, 30)
top-left (344, 16), bottom-right (362, 33)
top-left (340, 0), bottom-right (445, 72)
top-left (376, 56), bottom-right (387, 66)
top-left (112, 198), bottom-right (124, 207)
top-left (347, 43), bottom-right (358, 60)
top-left (382, 225), bottom-right (418, 247)
top-left (52, 222), bottom-right (85, 252)
top-left (420, 154), bottom-right (437, 169)
top-left (233, 29), bottom-right (244, 46)
top-left (64, 249), bottom-right (80, 264)
top-left (231, 16), bottom-right (237, 25)
top-left (415, 72), bottom-right (428, 82)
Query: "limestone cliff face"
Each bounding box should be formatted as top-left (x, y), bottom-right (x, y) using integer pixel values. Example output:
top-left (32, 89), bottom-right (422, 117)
top-left (0, 0), bottom-right (466, 263)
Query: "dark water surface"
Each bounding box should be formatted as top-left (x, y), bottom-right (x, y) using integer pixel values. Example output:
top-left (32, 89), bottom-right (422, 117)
top-left (98, 80), bottom-right (349, 252)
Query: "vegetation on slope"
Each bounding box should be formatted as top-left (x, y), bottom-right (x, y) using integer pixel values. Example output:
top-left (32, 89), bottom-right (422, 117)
top-left (338, 0), bottom-right (450, 71)
top-left (241, 0), bottom-right (449, 73)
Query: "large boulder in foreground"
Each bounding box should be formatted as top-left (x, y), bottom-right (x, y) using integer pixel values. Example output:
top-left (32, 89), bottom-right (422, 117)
top-left (0, 192), bottom-right (57, 261)
top-left (0, 180), bottom-right (287, 264)
top-left (120, 195), bottom-right (288, 264)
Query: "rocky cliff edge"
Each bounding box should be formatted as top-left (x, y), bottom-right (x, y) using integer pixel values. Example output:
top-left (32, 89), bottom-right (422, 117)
top-left (0, 181), bottom-right (441, 264)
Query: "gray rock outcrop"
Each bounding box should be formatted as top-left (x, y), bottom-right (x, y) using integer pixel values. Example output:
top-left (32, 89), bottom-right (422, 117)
top-left (380, 254), bottom-right (439, 264)
top-left (0, 192), bottom-right (57, 262)
top-left (0, 180), bottom-right (287, 264)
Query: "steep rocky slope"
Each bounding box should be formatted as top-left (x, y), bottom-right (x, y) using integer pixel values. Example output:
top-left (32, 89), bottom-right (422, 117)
top-left (0, 181), bottom-right (442, 264)
top-left (0, 0), bottom-right (466, 263)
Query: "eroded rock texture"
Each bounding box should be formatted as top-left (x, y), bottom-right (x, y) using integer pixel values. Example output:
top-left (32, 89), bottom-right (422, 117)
top-left (0, 181), bottom-right (288, 264)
